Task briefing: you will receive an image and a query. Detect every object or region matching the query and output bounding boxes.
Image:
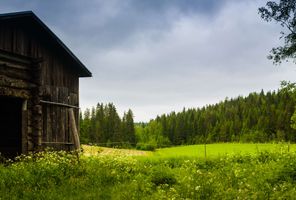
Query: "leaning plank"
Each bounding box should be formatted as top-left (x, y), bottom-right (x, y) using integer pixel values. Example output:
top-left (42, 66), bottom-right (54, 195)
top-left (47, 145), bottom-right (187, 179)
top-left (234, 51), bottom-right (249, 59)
top-left (69, 108), bottom-right (80, 151)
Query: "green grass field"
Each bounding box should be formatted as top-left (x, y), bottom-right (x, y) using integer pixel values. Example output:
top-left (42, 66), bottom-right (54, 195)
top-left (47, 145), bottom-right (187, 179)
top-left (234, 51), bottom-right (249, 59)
top-left (152, 143), bottom-right (295, 159)
top-left (1, 143), bottom-right (296, 199)
top-left (83, 143), bottom-right (295, 158)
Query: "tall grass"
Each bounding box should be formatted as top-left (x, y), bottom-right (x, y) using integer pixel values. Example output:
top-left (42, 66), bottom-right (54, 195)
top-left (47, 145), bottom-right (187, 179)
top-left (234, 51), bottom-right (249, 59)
top-left (0, 146), bottom-right (296, 199)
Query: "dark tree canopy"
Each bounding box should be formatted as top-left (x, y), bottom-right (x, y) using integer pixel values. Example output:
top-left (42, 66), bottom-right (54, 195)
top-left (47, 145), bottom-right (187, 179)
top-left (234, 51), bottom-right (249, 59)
top-left (80, 103), bottom-right (136, 148)
top-left (80, 85), bottom-right (296, 149)
top-left (135, 86), bottom-right (296, 147)
top-left (259, 0), bottom-right (296, 64)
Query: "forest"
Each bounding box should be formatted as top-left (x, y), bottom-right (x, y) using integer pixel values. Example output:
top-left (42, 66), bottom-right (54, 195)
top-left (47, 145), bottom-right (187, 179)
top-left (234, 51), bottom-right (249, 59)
top-left (79, 103), bottom-right (136, 147)
top-left (80, 82), bottom-right (296, 149)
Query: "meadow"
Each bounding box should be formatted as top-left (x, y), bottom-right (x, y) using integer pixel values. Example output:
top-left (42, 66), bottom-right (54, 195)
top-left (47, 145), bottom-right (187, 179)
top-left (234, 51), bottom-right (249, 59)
top-left (0, 143), bottom-right (296, 199)
top-left (153, 143), bottom-right (295, 158)
top-left (83, 143), bottom-right (295, 158)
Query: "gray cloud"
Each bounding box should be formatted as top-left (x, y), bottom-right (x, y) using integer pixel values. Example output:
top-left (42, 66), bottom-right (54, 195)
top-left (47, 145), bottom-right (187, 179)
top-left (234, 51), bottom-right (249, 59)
top-left (0, 0), bottom-right (231, 50)
top-left (79, 1), bottom-right (296, 121)
top-left (0, 0), bottom-right (295, 121)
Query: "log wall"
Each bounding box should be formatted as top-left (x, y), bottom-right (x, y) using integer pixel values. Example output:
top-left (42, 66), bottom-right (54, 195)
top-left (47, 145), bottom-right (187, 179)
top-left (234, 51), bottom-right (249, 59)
top-left (0, 20), bottom-right (80, 153)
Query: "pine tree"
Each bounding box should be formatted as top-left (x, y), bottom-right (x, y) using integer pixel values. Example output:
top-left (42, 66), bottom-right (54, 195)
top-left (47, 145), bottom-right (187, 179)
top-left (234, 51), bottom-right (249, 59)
top-left (123, 109), bottom-right (136, 146)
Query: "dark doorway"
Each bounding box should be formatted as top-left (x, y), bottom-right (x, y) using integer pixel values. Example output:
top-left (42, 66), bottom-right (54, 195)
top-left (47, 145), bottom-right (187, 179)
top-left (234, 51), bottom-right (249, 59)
top-left (0, 96), bottom-right (22, 158)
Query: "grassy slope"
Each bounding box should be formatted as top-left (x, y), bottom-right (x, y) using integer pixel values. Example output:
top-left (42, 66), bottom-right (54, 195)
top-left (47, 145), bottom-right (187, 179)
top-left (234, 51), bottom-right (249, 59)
top-left (152, 143), bottom-right (295, 159)
top-left (82, 143), bottom-right (296, 159)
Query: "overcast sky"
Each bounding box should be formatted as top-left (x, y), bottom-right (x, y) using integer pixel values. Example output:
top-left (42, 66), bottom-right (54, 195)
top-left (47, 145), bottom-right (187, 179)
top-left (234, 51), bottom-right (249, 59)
top-left (1, 0), bottom-right (296, 122)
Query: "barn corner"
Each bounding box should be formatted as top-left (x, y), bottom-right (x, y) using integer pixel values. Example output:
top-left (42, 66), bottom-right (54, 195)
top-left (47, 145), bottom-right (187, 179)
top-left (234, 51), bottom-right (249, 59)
top-left (0, 11), bottom-right (91, 158)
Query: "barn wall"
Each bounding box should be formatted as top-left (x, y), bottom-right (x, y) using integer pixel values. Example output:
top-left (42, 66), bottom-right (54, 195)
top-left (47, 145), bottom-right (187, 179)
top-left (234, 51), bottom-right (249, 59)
top-left (0, 20), bottom-right (80, 152)
top-left (0, 49), bottom-right (37, 153)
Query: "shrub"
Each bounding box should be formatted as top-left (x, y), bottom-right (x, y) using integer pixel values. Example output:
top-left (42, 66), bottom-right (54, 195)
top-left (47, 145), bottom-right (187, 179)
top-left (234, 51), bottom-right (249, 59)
top-left (136, 143), bottom-right (156, 151)
top-left (150, 166), bottom-right (177, 186)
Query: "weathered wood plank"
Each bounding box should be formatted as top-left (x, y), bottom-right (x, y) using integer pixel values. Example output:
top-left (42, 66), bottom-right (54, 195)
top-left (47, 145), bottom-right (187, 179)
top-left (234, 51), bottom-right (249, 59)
top-left (0, 75), bottom-right (35, 89)
top-left (69, 108), bottom-right (80, 150)
top-left (22, 101), bottom-right (28, 154)
top-left (0, 86), bottom-right (30, 98)
top-left (0, 64), bottom-right (32, 81)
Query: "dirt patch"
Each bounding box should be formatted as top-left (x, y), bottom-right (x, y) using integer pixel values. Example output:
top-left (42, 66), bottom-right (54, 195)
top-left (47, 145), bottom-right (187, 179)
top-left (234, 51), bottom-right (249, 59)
top-left (82, 145), bottom-right (149, 157)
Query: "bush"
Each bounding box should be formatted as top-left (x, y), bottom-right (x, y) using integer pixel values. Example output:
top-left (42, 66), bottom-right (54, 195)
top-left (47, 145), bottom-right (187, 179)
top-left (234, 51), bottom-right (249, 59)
top-left (150, 166), bottom-right (177, 186)
top-left (136, 143), bottom-right (157, 151)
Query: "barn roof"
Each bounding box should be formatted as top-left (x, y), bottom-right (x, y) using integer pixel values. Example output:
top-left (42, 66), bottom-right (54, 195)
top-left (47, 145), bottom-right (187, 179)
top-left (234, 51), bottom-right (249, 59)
top-left (0, 11), bottom-right (92, 77)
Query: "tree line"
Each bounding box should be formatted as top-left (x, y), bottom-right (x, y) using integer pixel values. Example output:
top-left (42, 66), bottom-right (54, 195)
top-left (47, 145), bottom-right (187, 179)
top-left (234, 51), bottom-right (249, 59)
top-left (80, 103), bottom-right (136, 147)
top-left (136, 83), bottom-right (296, 148)
top-left (80, 83), bottom-right (296, 149)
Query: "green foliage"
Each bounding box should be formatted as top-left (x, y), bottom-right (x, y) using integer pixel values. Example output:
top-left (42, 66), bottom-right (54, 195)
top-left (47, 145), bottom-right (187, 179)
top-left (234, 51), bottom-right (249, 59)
top-left (1, 148), bottom-right (296, 199)
top-left (80, 103), bottom-right (136, 148)
top-left (82, 84), bottom-right (296, 147)
top-left (259, 0), bottom-right (296, 64)
top-left (138, 86), bottom-right (296, 145)
top-left (291, 113), bottom-right (296, 129)
top-left (136, 121), bottom-right (171, 148)
top-left (150, 166), bottom-right (177, 186)
top-left (280, 81), bottom-right (296, 131)
top-left (136, 143), bottom-right (157, 151)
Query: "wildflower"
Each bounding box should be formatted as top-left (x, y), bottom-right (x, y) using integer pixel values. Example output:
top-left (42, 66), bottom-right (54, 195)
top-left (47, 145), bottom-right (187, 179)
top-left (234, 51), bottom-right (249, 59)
top-left (195, 186), bottom-right (201, 191)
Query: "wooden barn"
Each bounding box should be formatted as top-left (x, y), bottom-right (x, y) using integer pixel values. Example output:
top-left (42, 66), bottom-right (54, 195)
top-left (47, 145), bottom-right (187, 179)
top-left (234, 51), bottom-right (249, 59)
top-left (0, 11), bottom-right (92, 157)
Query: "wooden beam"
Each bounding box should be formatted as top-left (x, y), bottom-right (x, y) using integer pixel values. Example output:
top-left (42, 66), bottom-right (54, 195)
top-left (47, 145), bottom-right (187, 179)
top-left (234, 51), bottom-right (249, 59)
top-left (0, 48), bottom-right (43, 66)
top-left (40, 100), bottom-right (79, 109)
top-left (69, 108), bottom-right (81, 151)
top-left (42, 142), bottom-right (74, 145)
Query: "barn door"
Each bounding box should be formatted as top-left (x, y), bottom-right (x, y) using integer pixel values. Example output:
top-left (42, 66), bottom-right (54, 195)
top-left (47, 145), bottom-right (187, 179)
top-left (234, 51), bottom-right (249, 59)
top-left (0, 96), bottom-right (22, 158)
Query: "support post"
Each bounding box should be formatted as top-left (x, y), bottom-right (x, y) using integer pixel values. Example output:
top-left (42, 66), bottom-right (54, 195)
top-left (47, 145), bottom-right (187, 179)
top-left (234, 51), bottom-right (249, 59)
top-left (31, 60), bottom-right (42, 152)
top-left (22, 99), bottom-right (28, 154)
top-left (69, 108), bottom-right (81, 151)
